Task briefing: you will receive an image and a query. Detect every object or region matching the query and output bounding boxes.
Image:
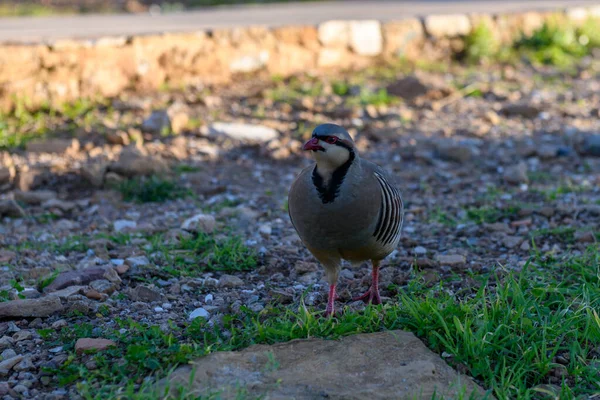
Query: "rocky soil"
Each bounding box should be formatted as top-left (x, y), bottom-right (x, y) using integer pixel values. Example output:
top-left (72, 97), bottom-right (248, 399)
top-left (0, 58), bottom-right (599, 398)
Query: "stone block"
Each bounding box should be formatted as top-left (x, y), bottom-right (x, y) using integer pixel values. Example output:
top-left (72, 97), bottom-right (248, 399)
top-left (318, 20), bottom-right (349, 47)
top-left (382, 18), bottom-right (424, 57)
top-left (424, 14), bottom-right (471, 38)
top-left (349, 20), bottom-right (382, 56)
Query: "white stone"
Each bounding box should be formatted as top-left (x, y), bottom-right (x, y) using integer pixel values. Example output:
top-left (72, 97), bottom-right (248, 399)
top-left (258, 223), bottom-right (272, 238)
top-left (205, 294), bottom-right (214, 304)
top-left (125, 256), bottom-right (150, 268)
top-left (318, 20), bottom-right (349, 47)
top-left (424, 14), bottom-right (471, 38)
top-left (207, 122), bottom-right (278, 143)
top-left (349, 20), bottom-right (382, 56)
top-left (113, 219), bottom-right (136, 232)
top-left (566, 7), bottom-right (589, 22)
top-left (189, 307), bottom-right (210, 321)
top-left (181, 213), bottom-right (216, 234)
top-left (413, 246), bottom-right (427, 256)
top-left (229, 51), bottom-right (270, 73)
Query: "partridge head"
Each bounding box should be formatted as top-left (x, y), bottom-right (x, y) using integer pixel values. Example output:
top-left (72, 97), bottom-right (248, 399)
top-left (288, 123), bottom-right (404, 316)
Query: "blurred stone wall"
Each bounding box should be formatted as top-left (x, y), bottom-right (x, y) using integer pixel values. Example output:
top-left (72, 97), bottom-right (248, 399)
top-left (0, 6), bottom-right (598, 111)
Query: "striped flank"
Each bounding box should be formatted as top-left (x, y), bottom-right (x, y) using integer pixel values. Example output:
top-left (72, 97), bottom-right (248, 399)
top-left (373, 171), bottom-right (403, 246)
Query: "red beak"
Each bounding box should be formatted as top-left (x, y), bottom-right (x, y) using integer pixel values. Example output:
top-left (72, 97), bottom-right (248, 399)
top-left (303, 137), bottom-right (324, 151)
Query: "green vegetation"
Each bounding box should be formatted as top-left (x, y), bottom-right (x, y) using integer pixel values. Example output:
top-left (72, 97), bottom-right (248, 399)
top-left (514, 22), bottom-right (592, 67)
top-left (148, 231), bottom-right (257, 277)
top-left (266, 76), bottom-right (399, 108)
top-left (11, 234), bottom-right (89, 255)
top-left (0, 98), bottom-right (108, 150)
top-left (118, 175), bottom-right (192, 203)
top-left (41, 247), bottom-right (599, 399)
top-left (530, 226), bottom-right (577, 244)
top-left (461, 23), bottom-right (499, 64)
top-left (466, 205), bottom-right (521, 225)
top-left (462, 19), bottom-right (600, 67)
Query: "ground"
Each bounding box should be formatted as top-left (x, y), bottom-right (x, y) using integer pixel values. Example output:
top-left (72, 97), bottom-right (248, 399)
top-left (1, 28), bottom-right (600, 399)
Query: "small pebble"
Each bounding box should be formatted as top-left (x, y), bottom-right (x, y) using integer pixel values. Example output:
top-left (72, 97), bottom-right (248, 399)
top-left (189, 307), bottom-right (210, 321)
top-left (413, 246), bottom-right (427, 256)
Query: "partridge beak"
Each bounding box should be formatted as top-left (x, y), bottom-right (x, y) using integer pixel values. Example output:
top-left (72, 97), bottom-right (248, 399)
top-left (303, 137), bottom-right (324, 151)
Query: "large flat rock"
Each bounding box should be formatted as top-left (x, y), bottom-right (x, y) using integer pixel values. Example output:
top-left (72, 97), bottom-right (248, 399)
top-left (163, 330), bottom-right (491, 399)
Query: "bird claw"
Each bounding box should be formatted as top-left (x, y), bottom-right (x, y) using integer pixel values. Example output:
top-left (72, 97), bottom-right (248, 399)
top-left (352, 287), bottom-right (382, 305)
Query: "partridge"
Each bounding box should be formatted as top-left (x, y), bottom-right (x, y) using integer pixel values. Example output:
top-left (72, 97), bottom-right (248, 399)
top-left (288, 123), bottom-right (404, 316)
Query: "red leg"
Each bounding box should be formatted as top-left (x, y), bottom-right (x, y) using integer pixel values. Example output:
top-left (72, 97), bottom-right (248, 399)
top-left (352, 262), bottom-right (382, 305)
top-left (325, 284), bottom-right (336, 317)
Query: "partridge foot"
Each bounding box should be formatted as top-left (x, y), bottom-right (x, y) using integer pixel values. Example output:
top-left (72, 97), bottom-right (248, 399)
top-left (352, 286), bottom-right (382, 305)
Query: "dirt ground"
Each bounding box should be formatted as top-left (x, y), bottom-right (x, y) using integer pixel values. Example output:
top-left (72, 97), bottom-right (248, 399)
top-left (0, 57), bottom-right (599, 398)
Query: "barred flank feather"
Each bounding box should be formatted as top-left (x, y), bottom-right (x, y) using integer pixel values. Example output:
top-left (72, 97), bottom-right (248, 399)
top-left (373, 171), bottom-right (403, 246)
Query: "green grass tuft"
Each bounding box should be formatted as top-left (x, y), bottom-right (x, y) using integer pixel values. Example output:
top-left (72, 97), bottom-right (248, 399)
top-left (462, 23), bottom-right (500, 64)
top-left (118, 176), bottom-right (192, 203)
top-left (148, 231), bottom-right (257, 277)
top-left (514, 21), bottom-right (599, 67)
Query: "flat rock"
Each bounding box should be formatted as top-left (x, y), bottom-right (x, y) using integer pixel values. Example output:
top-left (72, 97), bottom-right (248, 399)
top-left (206, 122), bottom-right (278, 144)
top-left (0, 297), bottom-right (63, 319)
top-left (218, 274), bottom-right (244, 288)
top-left (44, 267), bottom-right (109, 292)
top-left (386, 74), bottom-right (451, 102)
top-left (26, 138), bottom-right (80, 154)
top-left (75, 338), bottom-right (116, 355)
top-left (434, 140), bottom-right (475, 163)
top-left (161, 330), bottom-right (489, 400)
top-left (13, 190), bottom-right (57, 205)
top-left (129, 285), bottom-right (161, 302)
top-left (113, 219), bottom-right (137, 232)
top-left (125, 255), bottom-right (150, 268)
top-left (434, 254), bottom-right (467, 268)
top-left (109, 148), bottom-right (169, 177)
top-left (501, 103), bottom-right (541, 118)
top-left (0, 355), bottom-right (23, 377)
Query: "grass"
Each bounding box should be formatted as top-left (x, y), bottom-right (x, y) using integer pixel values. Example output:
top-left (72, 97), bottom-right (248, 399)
top-left (266, 75), bottom-right (399, 109)
top-left (461, 23), bottom-right (500, 64)
top-left (39, 247), bottom-right (600, 399)
top-left (147, 231), bottom-right (258, 277)
top-left (466, 205), bottom-right (521, 225)
top-left (0, 97), bottom-right (108, 150)
top-left (117, 175), bottom-right (192, 203)
top-left (461, 18), bottom-right (600, 68)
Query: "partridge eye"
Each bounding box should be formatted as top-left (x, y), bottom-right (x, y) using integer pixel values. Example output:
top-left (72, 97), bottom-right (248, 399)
top-left (325, 136), bottom-right (338, 144)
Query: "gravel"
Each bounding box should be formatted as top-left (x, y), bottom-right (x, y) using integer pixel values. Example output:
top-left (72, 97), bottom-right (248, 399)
top-left (0, 58), bottom-right (599, 398)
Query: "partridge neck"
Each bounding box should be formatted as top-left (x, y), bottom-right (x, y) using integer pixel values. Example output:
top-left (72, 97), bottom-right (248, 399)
top-left (311, 151), bottom-right (356, 204)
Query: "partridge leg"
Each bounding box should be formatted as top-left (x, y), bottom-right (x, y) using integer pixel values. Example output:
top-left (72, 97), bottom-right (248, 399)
top-left (325, 284), bottom-right (337, 317)
top-left (353, 260), bottom-right (382, 305)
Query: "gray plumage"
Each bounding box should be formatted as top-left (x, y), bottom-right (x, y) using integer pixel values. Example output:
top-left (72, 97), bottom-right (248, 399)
top-left (288, 123), bottom-right (404, 315)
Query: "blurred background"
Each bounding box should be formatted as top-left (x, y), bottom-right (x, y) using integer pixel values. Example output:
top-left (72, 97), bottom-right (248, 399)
top-left (0, 0), bottom-right (323, 16)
